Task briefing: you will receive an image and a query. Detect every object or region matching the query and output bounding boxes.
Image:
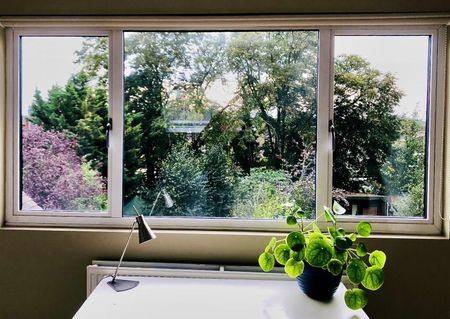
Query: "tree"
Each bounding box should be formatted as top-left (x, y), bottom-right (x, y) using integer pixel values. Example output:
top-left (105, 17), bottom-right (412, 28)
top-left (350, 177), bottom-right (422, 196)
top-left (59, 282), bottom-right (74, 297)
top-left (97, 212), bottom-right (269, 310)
top-left (28, 70), bottom-right (108, 176)
top-left (333, 54), bottom-right (402, 193)
top-left (155, 143), bottom-right (208, 216)
top-left (123, 32), bottom-right (192, 196)
top-left (226, 31), bottom-right (318, 170)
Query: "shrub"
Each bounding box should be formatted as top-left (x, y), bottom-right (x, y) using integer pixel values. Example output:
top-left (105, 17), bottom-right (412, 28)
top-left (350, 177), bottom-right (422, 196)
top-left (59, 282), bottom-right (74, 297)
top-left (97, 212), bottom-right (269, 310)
top-left (22, 125), bottom-right (105, 210)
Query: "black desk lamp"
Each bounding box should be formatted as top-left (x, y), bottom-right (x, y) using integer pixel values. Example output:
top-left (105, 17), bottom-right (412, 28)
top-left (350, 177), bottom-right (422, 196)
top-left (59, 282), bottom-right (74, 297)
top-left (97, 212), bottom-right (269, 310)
top-left (107, 189), bottom-right (173, 292)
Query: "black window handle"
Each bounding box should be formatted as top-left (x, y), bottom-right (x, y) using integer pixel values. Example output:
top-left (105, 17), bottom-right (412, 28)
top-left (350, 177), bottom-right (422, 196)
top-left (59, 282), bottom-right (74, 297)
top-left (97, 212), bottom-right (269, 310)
top-left (106, 118), bottom-right (113, 148)
top-left (329, 120), bottom-right (335, 151)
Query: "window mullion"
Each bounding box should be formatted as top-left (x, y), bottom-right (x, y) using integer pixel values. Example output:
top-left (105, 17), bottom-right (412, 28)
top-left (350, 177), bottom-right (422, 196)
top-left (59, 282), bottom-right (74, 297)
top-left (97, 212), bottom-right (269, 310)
top-left (316, 28), bottom-right (334, 214)
top-left (109, 30), bottom-right (124, 218)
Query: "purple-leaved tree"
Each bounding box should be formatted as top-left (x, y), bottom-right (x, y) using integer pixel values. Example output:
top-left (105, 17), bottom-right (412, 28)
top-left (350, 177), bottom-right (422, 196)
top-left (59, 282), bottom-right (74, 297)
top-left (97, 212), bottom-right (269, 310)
top-left (22, 124), bottom-right (106, 211)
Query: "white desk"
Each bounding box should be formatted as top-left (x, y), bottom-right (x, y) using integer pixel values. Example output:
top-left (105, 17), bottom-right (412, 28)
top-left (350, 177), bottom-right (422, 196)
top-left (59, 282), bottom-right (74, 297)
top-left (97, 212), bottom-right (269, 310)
top-left (74, 276), bottom-right (368, 319)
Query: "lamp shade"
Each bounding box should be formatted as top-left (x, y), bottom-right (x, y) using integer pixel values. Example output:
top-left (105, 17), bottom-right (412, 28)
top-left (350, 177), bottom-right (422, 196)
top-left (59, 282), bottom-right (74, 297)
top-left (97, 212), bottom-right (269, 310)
top-left (136, 215), bottom-right (156, 244)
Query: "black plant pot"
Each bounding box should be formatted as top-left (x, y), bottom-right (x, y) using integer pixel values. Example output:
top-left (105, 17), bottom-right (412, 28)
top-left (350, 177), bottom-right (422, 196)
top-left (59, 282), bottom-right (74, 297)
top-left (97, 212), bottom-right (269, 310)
top-left (296, 262), bottom-right (342, 301)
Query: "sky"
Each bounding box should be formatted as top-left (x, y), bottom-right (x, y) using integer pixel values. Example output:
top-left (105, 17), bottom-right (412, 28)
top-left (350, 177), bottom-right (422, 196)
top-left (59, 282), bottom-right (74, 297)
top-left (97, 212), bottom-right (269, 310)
top-left (21, 34), bottom-right (429, 120)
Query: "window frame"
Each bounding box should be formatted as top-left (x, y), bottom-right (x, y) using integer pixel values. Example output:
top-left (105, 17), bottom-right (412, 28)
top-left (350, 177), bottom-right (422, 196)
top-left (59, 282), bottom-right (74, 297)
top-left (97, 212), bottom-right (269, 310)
top-left (3, 17), bottom-right (448, 236)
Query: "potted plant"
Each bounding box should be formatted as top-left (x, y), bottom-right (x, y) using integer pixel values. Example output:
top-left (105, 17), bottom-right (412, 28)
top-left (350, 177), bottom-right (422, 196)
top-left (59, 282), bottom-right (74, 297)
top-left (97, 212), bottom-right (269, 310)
top-left (258, 201), bottom-right (386, 310)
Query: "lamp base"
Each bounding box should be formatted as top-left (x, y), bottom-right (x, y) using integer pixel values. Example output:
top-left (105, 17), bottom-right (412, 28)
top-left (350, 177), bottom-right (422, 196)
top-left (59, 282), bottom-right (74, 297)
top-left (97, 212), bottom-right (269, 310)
top-left (107, 278), bottom-right (139, 292)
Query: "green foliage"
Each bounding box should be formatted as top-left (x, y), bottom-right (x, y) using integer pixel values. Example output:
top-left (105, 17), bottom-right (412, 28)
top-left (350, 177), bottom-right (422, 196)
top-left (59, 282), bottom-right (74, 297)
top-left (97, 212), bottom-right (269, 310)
top-left (333, 54), bottom-right (402, 193)
top-left (202, 144), bottom-right (236, 217)
top-left (356, 221), bottom-right (372, 237)
top-left (231, 168), bottom-right (292, 218)
top-left (285, 259), bottom-right (305, 278)
top-left (345, 288), bottom-right (368, 310)
top-left (362, 266), bottom-right (384, 291)
top-left (258, 203), bottom-right (386, 310)
top-left (154, 144), bottom-right (208, 216)
top-left (369, 250), bottom-right (387, 268)
top-left (347, 259), bottom-right (367, 285)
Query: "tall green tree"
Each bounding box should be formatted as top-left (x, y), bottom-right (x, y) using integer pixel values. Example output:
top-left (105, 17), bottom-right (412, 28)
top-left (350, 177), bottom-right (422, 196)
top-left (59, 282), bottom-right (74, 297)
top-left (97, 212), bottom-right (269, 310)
top-left (226, 31), bottom-right (318, 171)
top-left (333, 54), bottom-right (402, 193)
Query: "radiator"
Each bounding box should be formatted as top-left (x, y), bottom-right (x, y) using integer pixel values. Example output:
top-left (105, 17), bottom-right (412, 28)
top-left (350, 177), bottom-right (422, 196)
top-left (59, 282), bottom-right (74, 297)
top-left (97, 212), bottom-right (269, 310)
top-left (86, 261), bottom-right (288, 297)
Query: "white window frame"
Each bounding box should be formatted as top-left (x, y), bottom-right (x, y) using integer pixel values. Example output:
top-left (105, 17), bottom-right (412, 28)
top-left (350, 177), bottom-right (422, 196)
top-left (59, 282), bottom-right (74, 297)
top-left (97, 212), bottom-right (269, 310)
top-left (2, 16), bottom-right (448, 235)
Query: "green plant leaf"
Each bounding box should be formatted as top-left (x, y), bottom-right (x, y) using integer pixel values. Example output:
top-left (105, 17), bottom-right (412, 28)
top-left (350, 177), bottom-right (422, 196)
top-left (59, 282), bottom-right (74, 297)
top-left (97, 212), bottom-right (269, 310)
top-left (286, 232), bottom-right (306, 252)
top-left (333, 201), bottom-right (347, 215)
top-left (284, 259), bottom-right (305, 278)
top-left (308, 232), bottom-right (327, 242)
top-left (369, 250), bottom-right (387, 268)
top-left (337, 227), bottom-right (346, 236)
top-left (323, 206), bottom-right (336, 224)
top-left (344, 288), bottom-right (368, 310)
top-left (334, 250), bottom-right (348, 263)
top-left (293, 206), bottom-right (304, 218)
top-left (290, 249), bottom-right (305, 261)
top-left (348, 233), bottom-right (357, 241)
top-left (286, 215), bottom-right (297, 226)
top-left (327, 259), bottom-right (344, 276)
top-left (335, 236), bottom-right (353, 249)
top-left (305, 240), bottom-right (333, 267)
top-left (264, 237), bottom-right (277, 253)
top-left (312, 223), bottom-right (322, 234)
top-left (346, 259), bottom-right (367, 284)
top-left (357, 221), bottom-right (372, 237)
top-left (328, 226), bottom-right (339, 239)
top-left (362, 266), bottom-right (384, 291)
top-left (258, 252), bottom-right (275, 272)
top-left (274, 244), bottom-right (291, 265)
top-left (356, 242), bottom-right (368, 257)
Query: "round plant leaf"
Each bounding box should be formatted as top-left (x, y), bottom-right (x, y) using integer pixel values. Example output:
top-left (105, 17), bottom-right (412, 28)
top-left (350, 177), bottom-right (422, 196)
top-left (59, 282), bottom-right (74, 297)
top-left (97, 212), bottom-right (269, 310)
top-left (348, 233), bottom-right (357, 242)
top-left (286, 215), bottom-right (297, 226)
top-left (344, 288), bottom-right (368, 310)
top-left (258, 252), bottom-right (275, 272)
top-left (264, 237), bottom-right (277, 253)
top-left (357, 221), bottom-right (372, 237)
top-left (308, 232), bottom-right (327, 242)
top-left (286, 232), bottom-right (306, 252)
top-left (327, 259), bottom-right (344, 276)
top-left (356, 242), bottom-right (368, 257)
top-left (346, 259), bottom-right (367, 284)
top-left (337, 228), bottom-right (346, 236)
top-left (369, 250), bottom-right (387, 268)
top-left (362, 266), bottom-right (384, 291)
top-left (334, 250), bottom-right (348, 263)
top-left (335, 236), bottom-right (353, 250)
top-left (333, 201), bottom-right (346, 215)
top-left (274, 244), bottom-right (291, 265)
top-left (285, 259), bottom-right (305, 278)
top-left (305, 240), bottom-right (333, 267)
top-left (290, 249), bottom-right (305, 262)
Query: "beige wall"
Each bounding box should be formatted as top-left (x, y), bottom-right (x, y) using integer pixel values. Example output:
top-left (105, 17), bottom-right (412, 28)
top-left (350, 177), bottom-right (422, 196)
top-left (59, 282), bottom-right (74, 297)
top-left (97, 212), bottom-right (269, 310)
top-left (0, 229), bottom-right (449, 318)
top-left (0, 1), bottom-right (449, 319)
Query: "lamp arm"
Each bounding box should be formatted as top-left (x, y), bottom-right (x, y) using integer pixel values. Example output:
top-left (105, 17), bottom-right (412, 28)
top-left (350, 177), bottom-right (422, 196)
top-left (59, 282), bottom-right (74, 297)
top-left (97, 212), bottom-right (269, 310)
top-left (111, 221), bottom-right (137, 282)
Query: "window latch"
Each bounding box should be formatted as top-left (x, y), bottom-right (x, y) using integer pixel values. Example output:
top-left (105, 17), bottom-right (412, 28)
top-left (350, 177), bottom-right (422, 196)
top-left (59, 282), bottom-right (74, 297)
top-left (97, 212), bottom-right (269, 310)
top-left (106, 118), bottom-right (113, 148)
top-left (329, 119), bottom-right (335, 151)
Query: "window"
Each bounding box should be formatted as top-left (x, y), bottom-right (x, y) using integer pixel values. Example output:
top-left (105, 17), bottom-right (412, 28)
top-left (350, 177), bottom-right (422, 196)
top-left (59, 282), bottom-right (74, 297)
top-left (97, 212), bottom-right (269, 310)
top-left (20, 36), bottom-right (109, 212)
top-left (333, 35), bottom-right (430, 218)
top-left (4, 18), bottom-right (447, 235)
top-left (122, 31), bottom-right (318, 219)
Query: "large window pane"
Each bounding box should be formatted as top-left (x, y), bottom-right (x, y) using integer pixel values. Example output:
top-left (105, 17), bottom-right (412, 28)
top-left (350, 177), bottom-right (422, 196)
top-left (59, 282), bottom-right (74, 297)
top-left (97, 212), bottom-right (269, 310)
top-left (333, 35), bottom-right (429, 218)
top-left (20, 36), bottom-right (109, 211)
top-left (123, 31), bottom-right (318, 219)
